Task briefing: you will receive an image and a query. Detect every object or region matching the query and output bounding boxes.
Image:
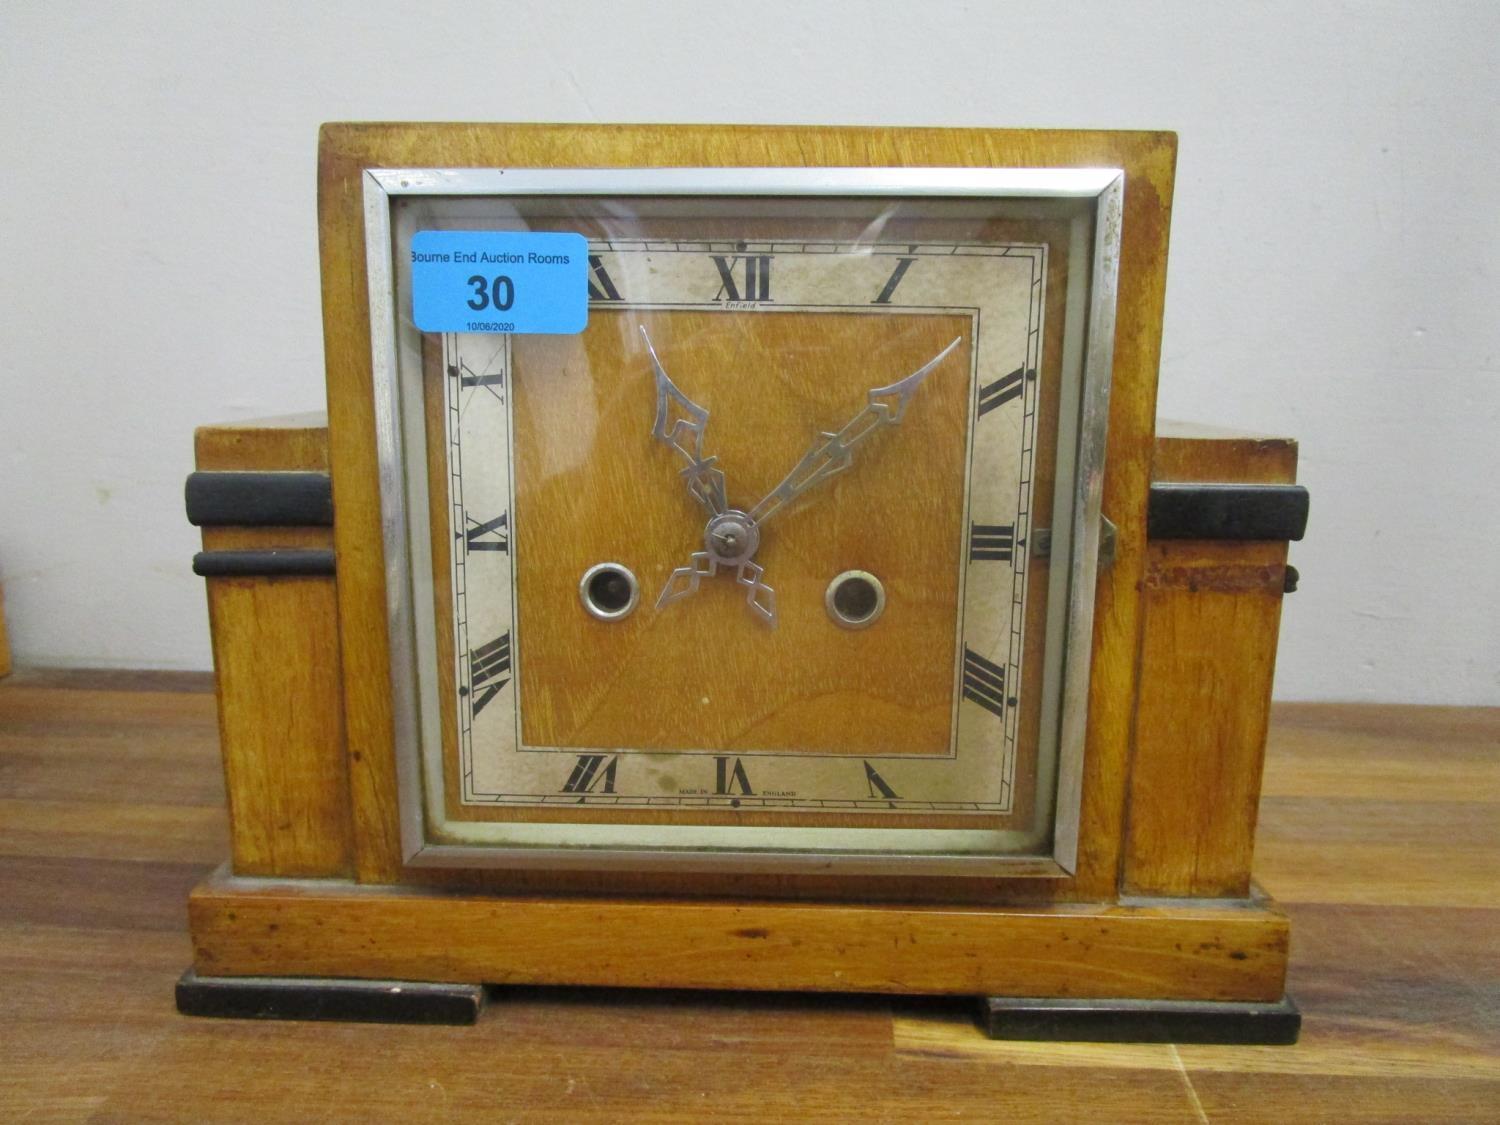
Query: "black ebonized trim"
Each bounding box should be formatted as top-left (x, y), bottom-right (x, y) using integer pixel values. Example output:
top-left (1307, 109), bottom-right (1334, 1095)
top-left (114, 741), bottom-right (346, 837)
top-left (980, 994), bottom-right (1301, 1044)
top-left (192, 549), bottom-right (336, 577)
top-left (176, 970), bottom-right (485, 1025)
top-left (186, 471), bottom-right (333, 527)
top-left (1148, 483), bottom-right (1309, 541)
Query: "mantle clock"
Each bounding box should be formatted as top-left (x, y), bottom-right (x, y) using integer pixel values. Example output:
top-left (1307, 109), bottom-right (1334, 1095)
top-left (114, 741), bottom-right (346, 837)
top-left (176, 123), bottom-right (1308, 1042)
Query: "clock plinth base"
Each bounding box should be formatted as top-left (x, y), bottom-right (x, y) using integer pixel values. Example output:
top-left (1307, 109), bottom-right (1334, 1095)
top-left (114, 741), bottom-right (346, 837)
top-left (979, 994), bottom-right (1300, 1045)
top-left (174, 969), bottom-right (485, 1026)
top-left (184, 867), bottom-right (1291, 1006)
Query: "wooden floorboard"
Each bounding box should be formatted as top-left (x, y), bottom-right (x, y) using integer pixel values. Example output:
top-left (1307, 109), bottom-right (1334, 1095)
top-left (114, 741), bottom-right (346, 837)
top-left (1, 668), bottom-right (1496, 1121)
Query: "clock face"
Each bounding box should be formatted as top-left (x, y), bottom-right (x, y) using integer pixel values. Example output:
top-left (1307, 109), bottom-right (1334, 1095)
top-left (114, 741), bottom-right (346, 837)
top-left (380, 176), bottom-right (1115, 870)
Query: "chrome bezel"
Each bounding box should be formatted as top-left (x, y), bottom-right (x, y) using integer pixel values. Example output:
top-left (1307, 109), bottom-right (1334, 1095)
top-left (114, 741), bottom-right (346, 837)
top-left (825, 570), bottom-right (887, 630)
top-left (363, 166), bottom-right (1123, 877)
top-left (578, 562), bottom-right (641, 622)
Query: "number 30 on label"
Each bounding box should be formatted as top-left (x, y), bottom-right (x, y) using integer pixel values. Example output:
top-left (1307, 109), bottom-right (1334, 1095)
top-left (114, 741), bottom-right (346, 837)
top-left (467, 275), bottom-right (515, 312)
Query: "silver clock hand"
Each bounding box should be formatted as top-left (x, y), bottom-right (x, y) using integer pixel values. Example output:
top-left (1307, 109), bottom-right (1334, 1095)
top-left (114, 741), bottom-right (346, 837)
top-left (746, 337), bottom-right (961, 527)
top-left (656, 550), bottom-right (776, 626)
top-left (642, 325), bottom-right (727, 516)
top-left (643, 326), bottom-right (775, 625)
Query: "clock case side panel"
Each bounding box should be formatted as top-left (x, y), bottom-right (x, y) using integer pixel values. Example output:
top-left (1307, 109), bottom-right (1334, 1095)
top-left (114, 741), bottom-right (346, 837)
top-left (189, 417), bottom-right (354, 879)
top-left (317, 123), bottom-right (1178, 903)
top-left (1125, 427), bottom-right (1303, 898)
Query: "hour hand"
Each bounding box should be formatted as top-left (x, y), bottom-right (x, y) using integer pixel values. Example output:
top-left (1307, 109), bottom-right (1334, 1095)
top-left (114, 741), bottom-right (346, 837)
top-left (642, 326), bottom-right (727, 516)
top-left (657, 550), bottom-right (777, 626)
top-left (747, 336), bottom-right (961, 527)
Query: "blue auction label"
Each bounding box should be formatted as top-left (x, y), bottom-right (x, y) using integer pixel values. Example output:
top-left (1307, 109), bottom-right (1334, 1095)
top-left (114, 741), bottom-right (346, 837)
top-left (410, 231), bottom-right (589, 334)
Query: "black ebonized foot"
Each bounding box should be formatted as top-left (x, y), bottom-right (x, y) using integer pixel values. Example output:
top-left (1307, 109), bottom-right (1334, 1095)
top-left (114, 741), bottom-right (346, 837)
top-left (980, 994), bottom-right (1300, 1044)
top-left (175, 970), bottom-right (485, 1025)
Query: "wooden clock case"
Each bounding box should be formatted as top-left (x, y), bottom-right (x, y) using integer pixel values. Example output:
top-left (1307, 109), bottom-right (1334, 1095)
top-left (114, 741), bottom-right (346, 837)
top-left (177, 124), bottom-right (1307, 1042)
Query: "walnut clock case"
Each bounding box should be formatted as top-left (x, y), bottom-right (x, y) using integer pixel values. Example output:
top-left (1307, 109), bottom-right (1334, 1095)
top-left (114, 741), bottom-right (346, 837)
top-left (177, 124), bottom-right (1308, 1043)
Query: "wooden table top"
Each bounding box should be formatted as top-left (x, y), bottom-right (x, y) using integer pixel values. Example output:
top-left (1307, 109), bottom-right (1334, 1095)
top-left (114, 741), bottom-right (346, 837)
top-left (2, 669), bottom-right (1496, 1121)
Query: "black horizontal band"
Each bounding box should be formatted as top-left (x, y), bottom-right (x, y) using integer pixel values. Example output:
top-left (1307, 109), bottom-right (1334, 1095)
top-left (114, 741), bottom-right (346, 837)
top-left (192, 549), bottom-right (336, 577)
top-left (982, 994), bottom-right (1300, 1045)
top-left (176, 970), bottom-right (484, 1025)
top-left (186, 471), bottom-right (333, 527)
top-left (1148, 483), bottom-right (1309, 542)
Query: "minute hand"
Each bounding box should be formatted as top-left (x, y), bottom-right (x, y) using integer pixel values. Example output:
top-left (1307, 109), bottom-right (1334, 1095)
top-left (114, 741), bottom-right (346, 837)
top-left (641, 325), bottom-right (727, 516)
top-left (747, 337), bottom-right (961, 527)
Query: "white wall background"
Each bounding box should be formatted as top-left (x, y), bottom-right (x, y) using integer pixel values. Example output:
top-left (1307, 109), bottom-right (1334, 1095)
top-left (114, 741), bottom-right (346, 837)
top-left (2, 1), bottom-right (1496, 703)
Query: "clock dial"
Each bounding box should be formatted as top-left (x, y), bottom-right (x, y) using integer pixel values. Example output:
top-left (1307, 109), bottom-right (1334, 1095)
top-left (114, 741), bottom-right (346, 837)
top-left (415, 227), bottom-right (1061, 845)
top-left (379, 177), bottom-right (1118, 867)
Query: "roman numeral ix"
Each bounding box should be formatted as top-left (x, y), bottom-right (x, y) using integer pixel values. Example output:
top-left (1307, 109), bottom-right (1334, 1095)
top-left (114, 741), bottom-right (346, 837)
top-left (977, 365), bottom-right (1028, 416)
top-left (969, 522), bottom-right (1015, 562)
top-left (711, 254), bottom-right (772, 302)
top-left (465, 631), bottom-right (511, 717)
top-left (961, 647), bottom-right (1010, 719)
top-left (463, 511), bottom-right (508, 553)
top-left (562, 754), bottom-right (618, 795)
top-left (451, 359), bottom-right (505, 401)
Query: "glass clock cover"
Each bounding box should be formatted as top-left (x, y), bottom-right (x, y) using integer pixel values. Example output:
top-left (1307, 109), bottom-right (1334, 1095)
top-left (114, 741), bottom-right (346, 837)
top-left (369, 169), bottom-right (1121, 875)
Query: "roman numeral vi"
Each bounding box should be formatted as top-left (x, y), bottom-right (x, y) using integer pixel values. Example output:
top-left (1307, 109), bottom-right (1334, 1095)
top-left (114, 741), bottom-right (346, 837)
top-left (714, 756), bottom-right (753, 796)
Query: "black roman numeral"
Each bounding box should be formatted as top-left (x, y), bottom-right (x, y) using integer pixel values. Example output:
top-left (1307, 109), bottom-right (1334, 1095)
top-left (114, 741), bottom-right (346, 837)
top-left (463, 511), bottom-right (508, 553)
top-left (465, 632), bottom-right (511, 717)
top-left (711, 254), bottom-right (772, 302)
top-left (977, 366), bottom-right (1027, 416)
top-left (451, 359), bottom-right (505, 402)
top-left (863, 761), bottom-right (900, 804)
top-left (586, 255), bottom-right (621, 301)
top-left (872, 256), bottom-right (916, 304)
top-left (969, 522), bottom-right (1015, 562)
top-left (714, 756), bottom-right (753, 796)
top-left (561, 754), bottom-right (618, 795)
top-left (961, 647), bottom-right (1010, 719)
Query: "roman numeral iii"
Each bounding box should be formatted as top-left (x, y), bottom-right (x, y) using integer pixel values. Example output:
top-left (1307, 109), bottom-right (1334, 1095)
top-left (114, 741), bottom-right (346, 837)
top-left (463, 512), bottom-right (508, 553)
top-left (561, 754), bottom-right (618, 795)
top-left (977, 366), bottom-right (1027, 416)
top-left (970, 522), bottom-right (1015, 562)
top-left (466, 631), bottom-right (511, 717)
top-left (711, 254), bottom-right (772, 302)
top-left (961, 647), bottom-right (1010, 719)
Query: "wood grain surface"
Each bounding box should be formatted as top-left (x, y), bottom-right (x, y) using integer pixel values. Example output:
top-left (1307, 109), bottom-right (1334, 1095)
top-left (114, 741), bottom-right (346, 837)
top-left (510, 311), bottom-right (974, 758)
top-left (192, 421), bottom-right (352, 879)
top-left (186, 875), bottom-right (1289, 1002)
top-left (1123, 429), bottom-right (1298, 897)
top-left (3, 670), bottom-right (1496, 1121)
top-left (318, 123), bottom-right (1178, 895)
